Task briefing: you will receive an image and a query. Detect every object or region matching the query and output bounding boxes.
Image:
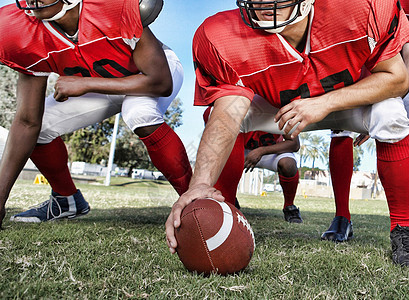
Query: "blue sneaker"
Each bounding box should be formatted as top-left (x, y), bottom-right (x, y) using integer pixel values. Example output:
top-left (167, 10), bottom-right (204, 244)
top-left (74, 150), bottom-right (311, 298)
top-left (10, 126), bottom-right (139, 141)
top-left (10, 189), bottom-right (90, 223)
top-left (321, 216), bottom-right (353, 242)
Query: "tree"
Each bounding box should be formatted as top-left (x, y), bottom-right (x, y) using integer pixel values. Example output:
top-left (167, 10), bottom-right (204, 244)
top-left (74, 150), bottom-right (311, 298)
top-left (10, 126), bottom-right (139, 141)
top-left (62, 117), bottom-right (115, 164)
top-left (0, 65), bottom-right (18, 129)
top-left (298, 132), bottom-right (312, 168)
top-left (112, 97), bottom-right (185, 174)
top-left (352, 142), bottom-right (364, 171)
top-left (0, 67), bottom-right (57, 129)
top-left (303, 134), bottom-right (328, 179)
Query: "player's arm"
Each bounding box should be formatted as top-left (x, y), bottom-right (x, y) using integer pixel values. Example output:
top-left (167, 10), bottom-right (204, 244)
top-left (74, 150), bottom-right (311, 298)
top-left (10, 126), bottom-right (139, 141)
top-left (244, 135), bottom-right (300, 172)
top-left (53, 27), bottom-right (172, 101)
top-left (0, 73), bottom-right (47, 226)
top-left (165, 95), bottom-right (251, 254)
top-left (274, 53), bottom-right (409, 137)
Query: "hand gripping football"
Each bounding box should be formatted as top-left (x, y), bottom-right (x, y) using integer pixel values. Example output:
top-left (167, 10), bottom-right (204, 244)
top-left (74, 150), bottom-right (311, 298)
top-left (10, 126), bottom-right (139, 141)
top-left (175, 198), bottom-right (255, 275)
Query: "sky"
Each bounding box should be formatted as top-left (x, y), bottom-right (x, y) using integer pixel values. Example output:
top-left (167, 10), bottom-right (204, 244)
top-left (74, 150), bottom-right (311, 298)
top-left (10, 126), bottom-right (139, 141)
top-left (0, 0), bottom-right (378, 172)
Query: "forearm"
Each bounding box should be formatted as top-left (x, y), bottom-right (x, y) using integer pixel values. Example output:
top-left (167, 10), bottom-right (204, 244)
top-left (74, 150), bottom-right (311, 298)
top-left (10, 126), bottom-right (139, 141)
top-left (0, 121), bottom-right (41, 207)
top-left (257, 140), bottom-right (299, 156)
top-left (318, 54), bottom-right (409, 113)
top-left (76, 73), bottom-right (172, 98)
top-left (190, 95), bottom-right (251, 187)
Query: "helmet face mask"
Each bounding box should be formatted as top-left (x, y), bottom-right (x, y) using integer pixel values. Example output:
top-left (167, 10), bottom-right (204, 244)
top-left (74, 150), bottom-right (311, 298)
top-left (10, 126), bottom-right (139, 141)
top-left (15, 0), bottom-right (82, 21)
top-left (16, 0), bottom-right (62, 11)
top-left (236, 0), bottom-right (314, 33)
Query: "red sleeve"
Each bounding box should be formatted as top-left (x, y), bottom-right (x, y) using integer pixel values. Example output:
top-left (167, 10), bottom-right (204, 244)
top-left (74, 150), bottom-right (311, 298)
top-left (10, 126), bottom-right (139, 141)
top-left (120, 0), bottom-right (143, 41)
top-left (365, 0), bottom-right (409, 70)
top-left (193, 23), bottom-right (254, 106)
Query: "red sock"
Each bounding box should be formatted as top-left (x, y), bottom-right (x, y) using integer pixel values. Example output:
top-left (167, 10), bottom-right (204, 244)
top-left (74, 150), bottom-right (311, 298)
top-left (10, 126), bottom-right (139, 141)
top-left (30, 137), bottom-right (77, 196)
top-left (140, 123), bottom-right (192, 196)
top-left (376, 135), bottom-right (409, 231)
top-left (214, 134), bottom-right (245, 205)
top-left (329, 136), bottom-right (353, 221)
top-left (279, 171), bottom-right (299, 208)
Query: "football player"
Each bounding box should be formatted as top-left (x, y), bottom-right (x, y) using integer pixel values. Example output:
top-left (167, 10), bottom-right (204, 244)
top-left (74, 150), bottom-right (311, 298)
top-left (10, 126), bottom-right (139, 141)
top-left (204, 106), bottom-right (302, 223)
top-left (166, 0), bottom-right (409, 266)
top-left (0, 0), bottom-right (192, 224)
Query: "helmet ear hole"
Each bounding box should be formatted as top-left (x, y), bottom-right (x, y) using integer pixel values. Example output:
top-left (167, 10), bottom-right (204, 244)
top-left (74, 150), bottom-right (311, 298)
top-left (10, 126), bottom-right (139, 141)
top-left (139, 0), bottom-right (164, 27)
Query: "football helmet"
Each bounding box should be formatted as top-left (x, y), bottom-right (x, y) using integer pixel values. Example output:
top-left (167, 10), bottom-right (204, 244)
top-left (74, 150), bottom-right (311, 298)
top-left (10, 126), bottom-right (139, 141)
top-left (236, 0), bottom-right (314, 33)
top-left (16, 0), bottom-right (81, 21)
top-left (139, 0), bottom-right (164, 27)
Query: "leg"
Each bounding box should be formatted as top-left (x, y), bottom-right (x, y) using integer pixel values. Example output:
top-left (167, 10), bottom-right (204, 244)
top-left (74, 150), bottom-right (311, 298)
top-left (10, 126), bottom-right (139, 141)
top-left (256, 152), bottom-right (302, 223)
top-left (213, 134), bottom-right (245, 206)
top-left (137, 123), bottom-right (192, 195)
top-left (377, 136), bottom-right (409, 266)
top-left (10, 92), bottom-right (119, 222)
top-left (321, 131), bottom-right (354, 242)
top-left (277, 156), bottom-right (302, 223)
top-left (123, 49), bottom-right (191, 195)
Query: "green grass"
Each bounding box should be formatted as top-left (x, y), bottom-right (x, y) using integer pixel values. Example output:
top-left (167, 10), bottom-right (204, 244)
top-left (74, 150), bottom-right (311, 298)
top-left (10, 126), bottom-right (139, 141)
top-left (1, 178), bottom-right (409, 299)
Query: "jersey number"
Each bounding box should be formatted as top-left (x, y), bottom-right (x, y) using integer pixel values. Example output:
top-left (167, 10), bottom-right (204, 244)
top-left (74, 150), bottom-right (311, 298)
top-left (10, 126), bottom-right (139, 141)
top-left (63, 59), bottom-right (133, 77)
top-left (279, 69), bottom-right (354, 106)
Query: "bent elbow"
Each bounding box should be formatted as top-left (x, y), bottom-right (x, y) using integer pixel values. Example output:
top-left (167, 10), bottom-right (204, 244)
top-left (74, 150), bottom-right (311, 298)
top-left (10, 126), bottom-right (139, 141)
top-left (157, 79), bottom-right (173, 97)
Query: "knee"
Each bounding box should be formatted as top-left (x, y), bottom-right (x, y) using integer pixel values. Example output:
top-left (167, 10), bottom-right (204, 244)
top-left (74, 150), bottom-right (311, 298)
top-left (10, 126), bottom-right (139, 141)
top-left (277, 157), bottom-right (298, 177)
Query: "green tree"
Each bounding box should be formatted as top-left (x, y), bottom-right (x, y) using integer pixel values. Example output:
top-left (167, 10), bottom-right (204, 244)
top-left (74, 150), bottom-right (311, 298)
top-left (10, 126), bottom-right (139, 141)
top-left (298, 132), bottom-right (312, 168)
top-left (304, 134), bottom-right (328, 179)
top-left (0, 65), bottom-right (18, 129)
top-left (110, 97), bottom-right (185, 175)
top-left (0, 66), bottom-right (57, 129)
top-left (62, 117), bottom-right (115, 164)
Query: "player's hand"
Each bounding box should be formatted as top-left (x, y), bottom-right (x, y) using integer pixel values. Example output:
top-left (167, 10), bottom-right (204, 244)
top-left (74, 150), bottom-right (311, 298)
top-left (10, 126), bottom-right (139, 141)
top-left (244, 148), bottom-right (263, 172)
top-left (54, 76), bottom-right (89, 102)
top-left (165, 184), bottom-right (224, 254)
top-left (274, 98), bottom-right (330, 137)
top-left (354, 134), bottom-right (370, 147)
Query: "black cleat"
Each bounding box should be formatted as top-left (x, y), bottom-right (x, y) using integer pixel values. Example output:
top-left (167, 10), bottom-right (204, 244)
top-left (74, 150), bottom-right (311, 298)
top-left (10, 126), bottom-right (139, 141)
top-left (283, 205), bottom-right (303, 223)
top-left (391, 225), bottom-right (409, 266)
top-left (321, 216), bottom-right (353, 242)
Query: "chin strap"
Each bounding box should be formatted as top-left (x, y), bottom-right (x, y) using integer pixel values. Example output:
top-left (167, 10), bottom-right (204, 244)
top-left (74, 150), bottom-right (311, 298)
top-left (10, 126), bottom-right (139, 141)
top-left (42, 0), bottom-right (82, 21)
top-left (25, 0), bottom-right (82, 21)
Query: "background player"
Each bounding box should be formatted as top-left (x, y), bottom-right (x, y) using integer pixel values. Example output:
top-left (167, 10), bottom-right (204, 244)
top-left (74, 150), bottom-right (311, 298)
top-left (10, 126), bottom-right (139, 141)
top-left (166, 0), bottom-right (409, 266)
top-left (243, 131), bottom-right (302, 223)
top-left (203, 106), bottom-right (301, 223)
top-left (0, 0), bottom-right (192, 224)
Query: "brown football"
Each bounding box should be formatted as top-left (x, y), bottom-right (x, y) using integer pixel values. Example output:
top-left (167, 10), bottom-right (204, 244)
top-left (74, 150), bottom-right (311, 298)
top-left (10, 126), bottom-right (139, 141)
top-left (175, 198), bottom-right (255, 275)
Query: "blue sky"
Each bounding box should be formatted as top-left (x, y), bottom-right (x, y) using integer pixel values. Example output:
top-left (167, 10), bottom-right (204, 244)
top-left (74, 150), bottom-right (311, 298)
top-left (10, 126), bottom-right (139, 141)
top-left (0, 0), bottom-right (377, 172)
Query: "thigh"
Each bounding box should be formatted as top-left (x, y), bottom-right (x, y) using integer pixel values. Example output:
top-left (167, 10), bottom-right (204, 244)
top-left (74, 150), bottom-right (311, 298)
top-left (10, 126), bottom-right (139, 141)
top-left (256, 152), bottom-right (297, 172)
top-left (368, 97), bottom-right (409, 143)
top-left (121, 49), bottom-right (184, 131)
top-left (241, 94), bottom-right (369, 134)
top-left (38, 93), bottom-right (123, 143)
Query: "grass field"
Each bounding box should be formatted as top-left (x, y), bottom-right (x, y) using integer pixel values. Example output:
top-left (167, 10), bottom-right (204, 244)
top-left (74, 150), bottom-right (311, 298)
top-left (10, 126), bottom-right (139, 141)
top-left (1, 178), bottom-right (409, 299)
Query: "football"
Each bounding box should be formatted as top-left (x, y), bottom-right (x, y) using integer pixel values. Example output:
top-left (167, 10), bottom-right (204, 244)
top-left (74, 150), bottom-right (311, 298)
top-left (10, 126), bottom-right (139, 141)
top-left (175, 198), bottom-right (255, 275)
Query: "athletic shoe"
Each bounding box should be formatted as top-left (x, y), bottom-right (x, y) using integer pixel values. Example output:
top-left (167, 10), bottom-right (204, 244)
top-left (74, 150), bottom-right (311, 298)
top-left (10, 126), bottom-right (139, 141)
top-left (321, 216), bottom-right (353, 242)
top-left (10, 189), bottom-right (90, 223)
top-left (390, 225), bottom-right (409, 266)
top-left (283, 205), bottom-right (303, 223)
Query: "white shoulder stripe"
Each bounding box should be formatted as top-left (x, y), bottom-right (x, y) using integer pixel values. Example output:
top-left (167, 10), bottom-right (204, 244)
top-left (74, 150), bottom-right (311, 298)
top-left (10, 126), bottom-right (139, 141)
top-left (205, 199), bottom-right (233, 252)
top-left (310, 35), bottom-right (368, 54)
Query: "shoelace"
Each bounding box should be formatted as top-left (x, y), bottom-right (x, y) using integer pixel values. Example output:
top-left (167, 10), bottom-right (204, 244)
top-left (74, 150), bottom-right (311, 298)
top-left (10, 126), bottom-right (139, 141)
top-left (46, 195), bottom-right (63, 219)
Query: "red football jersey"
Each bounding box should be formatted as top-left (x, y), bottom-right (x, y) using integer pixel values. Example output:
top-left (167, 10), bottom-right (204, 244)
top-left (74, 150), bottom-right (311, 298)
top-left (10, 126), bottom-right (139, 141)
top-left (193, 0), bottom-right (409, 108)
top-left (242, 131), bottom-right (283, 150)
top-left (401, 0), bottom-right (409, 16)
top-left (0, 0), bottom-right (143, 77)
